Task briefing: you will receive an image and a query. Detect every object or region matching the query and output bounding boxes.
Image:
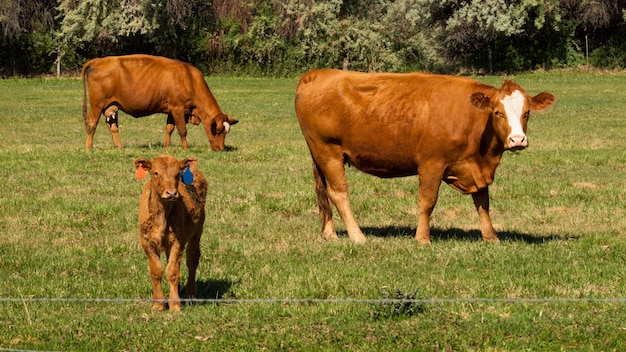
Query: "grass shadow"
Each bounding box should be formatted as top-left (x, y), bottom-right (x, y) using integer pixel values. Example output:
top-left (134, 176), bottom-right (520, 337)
top-left (352, 226), bottom-right (571, 244)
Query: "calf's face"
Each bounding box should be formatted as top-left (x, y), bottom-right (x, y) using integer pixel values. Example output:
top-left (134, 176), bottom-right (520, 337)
top-left (134, 155), bottom-right (198, 201)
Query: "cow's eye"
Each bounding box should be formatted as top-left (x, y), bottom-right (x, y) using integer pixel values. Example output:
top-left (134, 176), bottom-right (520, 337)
top-left (495, 111), bottom-right (505, 119)
top-left (523, 111), bottom-right (530, 119)
top-left (153, 171), bottom-right (159, 177)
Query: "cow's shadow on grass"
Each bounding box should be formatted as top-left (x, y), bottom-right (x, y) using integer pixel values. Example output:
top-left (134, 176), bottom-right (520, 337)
top-left (134, 142), bottom-right (238, 152)
top-left (350, 226), bottom-right (572, 244)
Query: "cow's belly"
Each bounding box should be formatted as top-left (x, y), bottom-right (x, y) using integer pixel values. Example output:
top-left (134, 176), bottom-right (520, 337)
top-left (344, 148), bottom-right (418, 178)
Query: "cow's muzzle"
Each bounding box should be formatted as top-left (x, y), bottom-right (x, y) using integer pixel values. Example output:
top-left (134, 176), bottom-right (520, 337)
top-left (161, 189), bottom-right (179, 201)
top-left (507, 135), bottom-right (528, 151)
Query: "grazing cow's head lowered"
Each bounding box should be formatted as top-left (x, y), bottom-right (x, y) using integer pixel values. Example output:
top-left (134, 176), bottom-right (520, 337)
top-left (207, 113), bottom-right (239, 151)
top-left (81, 54), bottom-right (238, 150)
top-left (470, 80), bottom-right (556, 151)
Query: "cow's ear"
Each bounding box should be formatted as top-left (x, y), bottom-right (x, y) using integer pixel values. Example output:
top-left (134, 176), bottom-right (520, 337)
top-left (530, 92), bottom-right (556, 111)
top-left (470, 92), bottom-right (491, 110)
top-left (134, 158), bottom-right (152, 171)
top-left (180, 157), bottom-right (198, 171)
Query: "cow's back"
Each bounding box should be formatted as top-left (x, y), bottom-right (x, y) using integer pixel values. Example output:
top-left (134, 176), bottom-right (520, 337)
top-left (295, 69), bottom-right (492, 177)
top-left (84, 55), bottom-right (201, 116)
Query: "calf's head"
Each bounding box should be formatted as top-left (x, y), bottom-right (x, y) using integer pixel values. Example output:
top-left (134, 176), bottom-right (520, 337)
top-left (134, 155), bottom-right (198, 201)
top-left (207, 113), bottom-right (239, 151)
top-left (470, 80), bottom-right (555, 151)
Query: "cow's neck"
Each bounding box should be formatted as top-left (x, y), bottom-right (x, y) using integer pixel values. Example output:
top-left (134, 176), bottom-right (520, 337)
top-left (148, 192), bottom-right (177, 219)
top-left (478, 117), bottom-right (506, 174)
top-left (197, 87), bottom-right (224, 120)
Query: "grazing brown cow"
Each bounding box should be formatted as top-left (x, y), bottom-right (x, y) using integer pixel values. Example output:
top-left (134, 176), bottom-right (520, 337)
top-left (82, 54), bottom-right (238, 150)
top-left (294, 69), bottom-right (555, 244)
top-left (134, 154), bottom-right (208, 311)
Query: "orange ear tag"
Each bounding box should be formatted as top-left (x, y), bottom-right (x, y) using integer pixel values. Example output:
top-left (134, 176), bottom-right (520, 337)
top-left (135, 165), bottom-right (147, 180)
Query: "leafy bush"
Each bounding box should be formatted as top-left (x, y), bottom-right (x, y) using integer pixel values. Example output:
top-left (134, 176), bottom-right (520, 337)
top-left (369, 287), bottom-right (427, 320)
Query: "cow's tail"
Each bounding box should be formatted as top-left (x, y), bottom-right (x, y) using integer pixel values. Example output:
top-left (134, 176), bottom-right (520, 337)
top-left (81, 61), bottom-right (91, 121)
top-left (313, 161), bottom-right (333, 230)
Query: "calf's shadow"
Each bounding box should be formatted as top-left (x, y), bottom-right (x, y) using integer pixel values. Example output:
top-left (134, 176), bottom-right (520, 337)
top-left (181, 278), bottom-right (238, 306)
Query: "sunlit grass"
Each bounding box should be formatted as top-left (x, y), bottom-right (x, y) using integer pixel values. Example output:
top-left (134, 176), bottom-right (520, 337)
top-left (0, 70), bottom-right (625, 350)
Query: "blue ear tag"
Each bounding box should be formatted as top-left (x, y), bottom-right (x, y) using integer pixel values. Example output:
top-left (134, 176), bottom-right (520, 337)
top-left (182, 165), bottom-right (194, 185)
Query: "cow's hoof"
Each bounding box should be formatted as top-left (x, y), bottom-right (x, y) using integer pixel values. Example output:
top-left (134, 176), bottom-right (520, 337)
top-left (151, 303), bottom-right (166, 311)
top-left (350, 235), bottom-right (367, 244)
top-left (415, 236), bottom-right (431, 245)
top-left (322, 230), bottom-right (339, 242)
top-left (482, 236), bottom-right (500, 243)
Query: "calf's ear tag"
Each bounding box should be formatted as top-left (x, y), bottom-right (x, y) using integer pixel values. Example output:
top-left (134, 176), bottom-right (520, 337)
top-left (136, 165), bottom-right (147, 180)
top-left (182, 165), bottom-right (194, 185)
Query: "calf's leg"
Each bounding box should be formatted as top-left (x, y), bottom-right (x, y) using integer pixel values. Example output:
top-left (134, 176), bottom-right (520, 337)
top-left (165, 242), bottom-right (184, 312)
top-left (472, 187), bottom-right (499, 242)
top-left (184, 230), bottom-right (202, 299)
top-left (142, 241), bottom-right (166, 311)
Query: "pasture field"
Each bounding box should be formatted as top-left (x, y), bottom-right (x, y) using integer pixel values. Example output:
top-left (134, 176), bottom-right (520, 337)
top-left (0, 71), bottom-right (625, 351)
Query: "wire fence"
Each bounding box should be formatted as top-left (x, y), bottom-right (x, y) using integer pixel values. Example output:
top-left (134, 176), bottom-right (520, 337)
top-left (3, 297), bottom-right (626, 304)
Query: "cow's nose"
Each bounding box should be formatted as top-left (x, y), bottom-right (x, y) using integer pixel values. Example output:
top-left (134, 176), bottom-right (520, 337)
top-left (162, 189), bottom-right (178, 200)
top-left (508, 135), bottom-right (527, 149)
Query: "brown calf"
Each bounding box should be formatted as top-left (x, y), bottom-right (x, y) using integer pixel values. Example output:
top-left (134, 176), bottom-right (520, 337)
top-left (134, 154), bottom-right (208, 311)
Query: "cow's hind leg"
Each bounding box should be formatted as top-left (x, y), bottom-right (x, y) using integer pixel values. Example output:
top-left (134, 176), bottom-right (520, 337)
top-left (472, 187), bottom-right (499, 242)
top-left (313, 161), bottom-right (338, 241)
top-left (84, 107), bottom-right (102, 150)
top-left (184, 230), bottom-right (201, 300)
top-left (316, 158), bottom-right (366, 244)
top-left (104, 106), bottom-right (122, 148)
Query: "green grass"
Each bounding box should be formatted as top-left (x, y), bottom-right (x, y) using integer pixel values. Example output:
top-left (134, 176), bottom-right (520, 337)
top-left (0, 70), bottom-right (625, 351)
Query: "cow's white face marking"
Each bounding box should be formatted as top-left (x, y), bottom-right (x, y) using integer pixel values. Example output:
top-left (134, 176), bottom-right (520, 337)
top-left (500, 90), bottom-right (527, 149)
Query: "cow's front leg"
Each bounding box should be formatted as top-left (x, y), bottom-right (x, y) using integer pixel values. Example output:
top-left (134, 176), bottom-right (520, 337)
top-left (142, 241), bottom-right (165, 311)
top-left (472, 187), bottom-right (499, 242)
top-left (104, 107), bottom-right (122, 148)
top-left (165, 242), bottom-right (184, 312)
top-left (171, 109), bottom-right (189, 149)
top-left (416, 168), bottom-right (444, 244)
top-left (164, 114), bottom-right (175, 147)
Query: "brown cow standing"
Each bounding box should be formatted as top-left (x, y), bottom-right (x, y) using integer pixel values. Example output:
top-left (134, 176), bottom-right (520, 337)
top-left (134, 154), bottom-right (207, 311)
top-left (82, 54), bottom-right (238, 150)
top-left (294, 69), bottom-right (555, 244)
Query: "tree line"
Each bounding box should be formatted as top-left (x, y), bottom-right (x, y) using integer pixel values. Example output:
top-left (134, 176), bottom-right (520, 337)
top-left (1, 0), bottom-right (625, 76)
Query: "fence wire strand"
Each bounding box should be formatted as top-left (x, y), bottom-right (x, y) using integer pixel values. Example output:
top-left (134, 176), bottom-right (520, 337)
top-left (2, 297), bottom-right (626, 304)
